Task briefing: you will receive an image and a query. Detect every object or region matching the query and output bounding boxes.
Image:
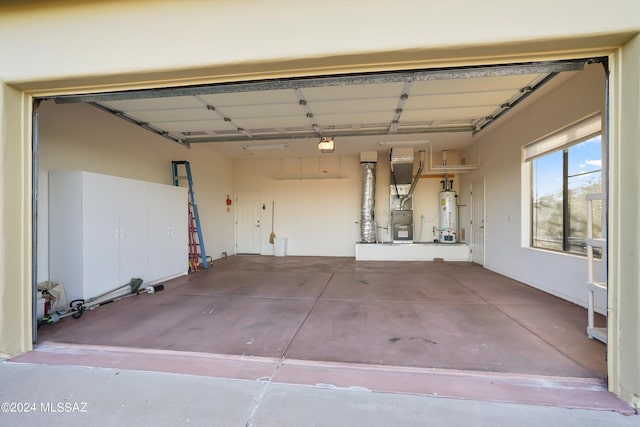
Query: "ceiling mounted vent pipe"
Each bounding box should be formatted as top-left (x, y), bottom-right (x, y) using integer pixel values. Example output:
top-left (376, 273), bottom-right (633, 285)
top-left (400, 150), bottom-right (425, 210)
top-left (360, 152), bottom-right (378, 243)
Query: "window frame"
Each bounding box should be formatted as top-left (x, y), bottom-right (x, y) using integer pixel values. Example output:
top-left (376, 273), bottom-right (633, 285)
top-left (524, 113), bottom-right (602, 256)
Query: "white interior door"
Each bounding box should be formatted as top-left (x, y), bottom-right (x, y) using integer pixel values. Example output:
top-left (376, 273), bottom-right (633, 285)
top-left (471, 178), bottom-right (485, 265)
top-left (236, 192), bottom-right (262, 254)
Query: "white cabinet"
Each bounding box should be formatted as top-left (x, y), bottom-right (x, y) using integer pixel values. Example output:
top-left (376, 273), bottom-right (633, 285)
top-left (78, 172), bottom-right (121, 299)
top-left (116, 177), bottom-right (150, 285)
top-left (147, 183), bottom-right (188, 281)
top-left (49, 171), bottom-right (188, 303)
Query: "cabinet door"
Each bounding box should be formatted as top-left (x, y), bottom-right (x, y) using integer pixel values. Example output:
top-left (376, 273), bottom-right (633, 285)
top-left (49, 171), bottom-right (84, 303)
top-left (168, 185), bottom-right (188, 276)
top-left (82, 173), bottom-right (120, 299)
top-left (147, 183), bottom-right (172, 280)
top-left (147, 183), bottom-right (188, 281)
top-left (118, 178), bottom-right (149, 284)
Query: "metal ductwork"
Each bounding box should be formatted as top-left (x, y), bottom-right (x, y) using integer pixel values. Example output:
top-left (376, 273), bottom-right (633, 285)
top-left (400, 151), bottom-right (425, 210)
top-left (360, 152), bottom-right (377, 243)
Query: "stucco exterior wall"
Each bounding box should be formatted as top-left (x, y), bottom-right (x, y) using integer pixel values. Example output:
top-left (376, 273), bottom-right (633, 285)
top-left (0, 0), bottom-right (638, 406)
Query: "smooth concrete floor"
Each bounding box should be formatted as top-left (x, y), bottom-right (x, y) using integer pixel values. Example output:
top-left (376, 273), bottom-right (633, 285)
top-left (36, 256), bottom-right (607, 378)
top-left (16, 256), bottom-right (632, 417)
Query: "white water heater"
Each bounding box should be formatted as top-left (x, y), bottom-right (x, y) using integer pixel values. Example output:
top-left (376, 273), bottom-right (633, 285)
top-left (439, 190), bottom-right (457, 243)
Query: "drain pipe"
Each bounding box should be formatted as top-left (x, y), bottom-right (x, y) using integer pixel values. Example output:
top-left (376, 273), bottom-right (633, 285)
top-left (400, 150), bottom-right (425, 210)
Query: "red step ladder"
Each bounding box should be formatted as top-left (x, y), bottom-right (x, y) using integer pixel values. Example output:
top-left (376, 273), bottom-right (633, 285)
top-left (187, 202), bottom-right (200, 272)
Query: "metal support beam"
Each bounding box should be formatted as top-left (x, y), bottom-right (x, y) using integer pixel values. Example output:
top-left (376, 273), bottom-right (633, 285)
top-left (89, 103), bottom-right (190, 148)
top-left (184, 124), bottom-right (472, 144)
top-left (295, 88), bottom-right (322, 136)
top-left (389, 81), bottom-right (413, 133)
top-left (471, 72), bottom-right (558, 136)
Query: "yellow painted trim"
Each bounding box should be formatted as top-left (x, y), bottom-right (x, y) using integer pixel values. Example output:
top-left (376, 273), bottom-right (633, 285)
top-left (15, 34), bottom-right (631, 97)
top-left (0, 83), bottom-right (32, 357)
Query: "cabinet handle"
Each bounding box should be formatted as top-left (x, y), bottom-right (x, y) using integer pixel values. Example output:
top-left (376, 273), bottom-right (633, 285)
top-left (115, 229), bottom-right (119, 239)
top-left (120, 229), bottom-right (125, 239)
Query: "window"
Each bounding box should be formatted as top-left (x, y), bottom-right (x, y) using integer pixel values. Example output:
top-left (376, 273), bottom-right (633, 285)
top-left (525, 114), bottom-right (603, 256)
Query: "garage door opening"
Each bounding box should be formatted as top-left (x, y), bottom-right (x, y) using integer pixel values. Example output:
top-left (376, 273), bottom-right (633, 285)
top-left (28, 57), bottom-right (613, 408)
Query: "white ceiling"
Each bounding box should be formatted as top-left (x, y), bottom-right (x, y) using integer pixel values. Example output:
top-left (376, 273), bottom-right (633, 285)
top-left (79, 64), bottom-right (581, 159)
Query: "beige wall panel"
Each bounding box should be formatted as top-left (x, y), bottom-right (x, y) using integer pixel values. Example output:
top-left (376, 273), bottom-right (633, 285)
top-left (0, 83), bottom-right (30, 356)
top-left (0, 1), bottom-right (637, 92)
top-left (611, 33), bottom-right (640, 408)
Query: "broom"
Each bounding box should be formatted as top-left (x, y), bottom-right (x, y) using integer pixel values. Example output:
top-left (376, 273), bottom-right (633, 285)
top-left (269, 201), bottom-right (276, 244)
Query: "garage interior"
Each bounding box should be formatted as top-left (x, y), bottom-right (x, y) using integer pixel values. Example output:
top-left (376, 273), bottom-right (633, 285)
top-left (26, 57), bottom-right (618, 409)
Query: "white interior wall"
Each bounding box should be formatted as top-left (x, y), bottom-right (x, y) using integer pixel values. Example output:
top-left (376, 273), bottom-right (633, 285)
top-left (460, 64), bottom-right (607, 311)
top-left (234, 153), bottom-right (458, 254)
top-left (38, 101), bottom-right (235, 282)
top-left (39, 101), bottom-right (467, 267)
top-left (233, 157), bottom-right (361, 256)
top-left (39, 66), bottom-right (605, 309)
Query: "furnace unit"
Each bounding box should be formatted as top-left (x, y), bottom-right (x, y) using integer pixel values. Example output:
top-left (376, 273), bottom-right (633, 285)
top-left (389, 148), bottom-right (424, 243)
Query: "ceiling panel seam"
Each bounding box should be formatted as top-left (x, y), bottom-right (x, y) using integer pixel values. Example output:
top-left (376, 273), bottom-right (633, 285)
top-left (57, 58), bottom-right (604, 148)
